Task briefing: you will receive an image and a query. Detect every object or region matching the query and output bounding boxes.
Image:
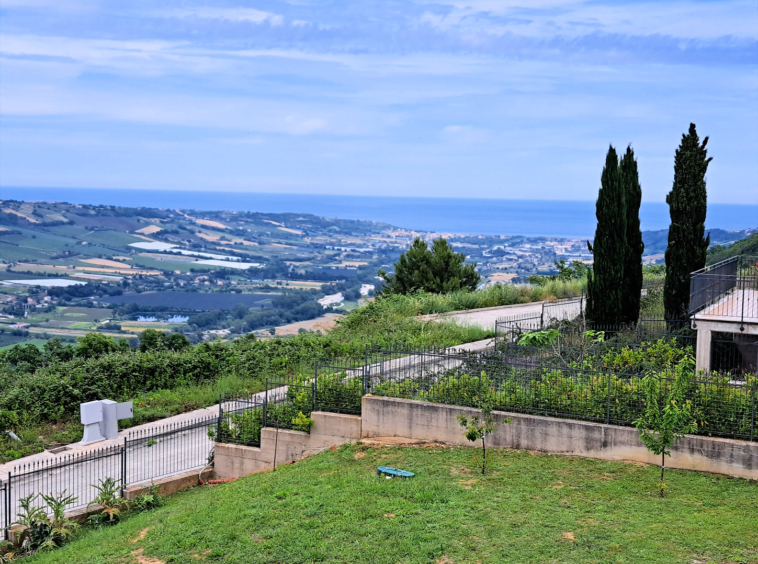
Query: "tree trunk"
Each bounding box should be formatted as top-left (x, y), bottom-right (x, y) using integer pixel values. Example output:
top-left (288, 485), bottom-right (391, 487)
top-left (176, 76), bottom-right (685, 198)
top-left (481, 437), bottom-right (486, 475)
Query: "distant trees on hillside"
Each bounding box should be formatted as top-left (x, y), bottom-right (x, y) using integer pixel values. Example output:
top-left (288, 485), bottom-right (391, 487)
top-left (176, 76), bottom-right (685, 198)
top-left (378, 237), bottom-right (480, 296)
top-left (587, 145), bottom-right (644, 325)
top-left (664, 123), bottom-right (711, 321)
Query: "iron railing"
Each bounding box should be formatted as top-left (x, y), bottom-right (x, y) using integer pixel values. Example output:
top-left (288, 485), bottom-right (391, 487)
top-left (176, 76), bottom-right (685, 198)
top-left (1, 415), bottom-right (217, 540)
top-left (690, 255), bottom-right (758, 328)
top-left (312, 345), bottom-right (757, 442)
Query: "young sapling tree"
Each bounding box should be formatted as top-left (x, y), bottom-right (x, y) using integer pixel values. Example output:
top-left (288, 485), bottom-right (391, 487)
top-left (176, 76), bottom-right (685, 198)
top-left (634, 371), bottom-right (697, 497)
top-left (457, 387), bottom-right (509, 474)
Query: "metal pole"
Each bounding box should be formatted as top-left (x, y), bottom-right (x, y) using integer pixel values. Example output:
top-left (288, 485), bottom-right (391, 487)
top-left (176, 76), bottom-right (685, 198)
top-left (751, 381), bottom-right (756, 443)
top-left (264, 380), bottom-right (268, 428)
top-left (6, 474), bottom-right (11, 541)
top-left (606, 371), bottom-right (611, 425)
top-left (363, 344), bottom-right (369, 395)
top-left (217, 393), bottom-right (223, 443)
top-left (740, 277), bottom-right (746, 332)
top-left (121, 438), bottom-right (127, 497)
top-left (312, 369), bottom-right (317, 413)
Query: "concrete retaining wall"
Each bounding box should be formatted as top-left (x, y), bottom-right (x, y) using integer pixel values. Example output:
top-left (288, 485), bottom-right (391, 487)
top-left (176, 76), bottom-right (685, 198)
top-left (215, 411), bottom-right (361, 479)
top-left (361, 396), bottom-right (758, 480)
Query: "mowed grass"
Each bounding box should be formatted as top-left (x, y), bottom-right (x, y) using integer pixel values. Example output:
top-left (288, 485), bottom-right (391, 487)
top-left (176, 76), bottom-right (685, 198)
top-left (29, 445), bottom-right (757, 564)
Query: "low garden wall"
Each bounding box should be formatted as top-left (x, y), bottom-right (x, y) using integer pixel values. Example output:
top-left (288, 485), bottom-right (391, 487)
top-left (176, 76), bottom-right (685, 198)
top-left (361, 396), bottom-right (758, 480)
top-left (216, 396), bottom-right (758, 481)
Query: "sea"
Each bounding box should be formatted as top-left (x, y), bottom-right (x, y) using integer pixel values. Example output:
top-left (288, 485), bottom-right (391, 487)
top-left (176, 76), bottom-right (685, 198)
top-left (2, 187), bottom-right (756, 239)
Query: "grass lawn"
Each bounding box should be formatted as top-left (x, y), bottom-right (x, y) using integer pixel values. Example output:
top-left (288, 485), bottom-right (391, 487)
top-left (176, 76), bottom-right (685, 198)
top-left (28, 444), bottom-right (757, 564)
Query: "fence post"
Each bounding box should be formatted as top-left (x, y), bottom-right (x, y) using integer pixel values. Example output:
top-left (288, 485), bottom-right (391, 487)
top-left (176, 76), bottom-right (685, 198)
top-left (751, 381), bottom-right (756, 443)
top-left (121, 437), bottom-right (127, 497)
top-left (606, 371), bottom-right (611, 425)
top-left (312, 370), bottom-right (317, 413)
top-left (264, 380), bottom-right (268, 428)
top-left (363, 344), bottom-right (369, 395)
top-left (6, 473), bottom-right (11, 541)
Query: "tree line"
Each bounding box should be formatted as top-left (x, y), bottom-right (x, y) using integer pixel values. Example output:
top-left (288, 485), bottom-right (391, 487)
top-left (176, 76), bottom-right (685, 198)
top-left (587, 123), bottom-right (712, 324)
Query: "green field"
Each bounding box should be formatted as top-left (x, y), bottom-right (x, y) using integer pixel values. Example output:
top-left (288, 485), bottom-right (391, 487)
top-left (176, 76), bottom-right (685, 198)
top-left (25, 306), bottom-right (113, 324)
top-left (131, 256), bottom-right (214, 273)
top-left (27, 444), bottom-right (758, 564)
top-left (79, 229), bottom-right (142, 248)
top-left (0, 337), bottom-right (48, 351)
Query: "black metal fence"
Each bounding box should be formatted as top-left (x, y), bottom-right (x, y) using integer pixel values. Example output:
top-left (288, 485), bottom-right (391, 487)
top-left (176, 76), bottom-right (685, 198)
top-left (689, 255), bottom-right (758, 326)
top-left (216, 395), bottom-right (265, 447)
top-left (0, 414), bottom-right (217, 540)
top-left (126, 416), bottom-right (216, 486)
top-left (0, 480), bottom-right (6, 538)
top-left (312, 344), bottom-right (757, 443)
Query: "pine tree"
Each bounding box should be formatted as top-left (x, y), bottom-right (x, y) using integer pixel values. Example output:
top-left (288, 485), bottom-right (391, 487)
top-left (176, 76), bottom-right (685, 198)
top-left (378, 237), bottom-right (480, 296)
top-left (664, 124), bottom-right (711, 321)
top-left (587, 146), bottom-right (626, 325)
top-left (620, 146), bottom-right (644, 324)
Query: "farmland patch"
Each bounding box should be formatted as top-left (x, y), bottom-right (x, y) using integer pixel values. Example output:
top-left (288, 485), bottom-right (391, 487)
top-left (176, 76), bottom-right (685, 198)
top-left (103, 291), bottom-right (276, 310)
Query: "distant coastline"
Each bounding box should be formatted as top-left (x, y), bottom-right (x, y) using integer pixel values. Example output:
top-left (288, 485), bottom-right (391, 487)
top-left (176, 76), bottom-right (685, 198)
top-left (2, 187), bottom-right (755, 239)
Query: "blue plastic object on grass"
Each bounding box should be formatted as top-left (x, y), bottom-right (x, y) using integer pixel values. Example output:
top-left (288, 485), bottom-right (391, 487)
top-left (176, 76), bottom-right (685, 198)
top-left (377, 466), bottom-right (415, 479)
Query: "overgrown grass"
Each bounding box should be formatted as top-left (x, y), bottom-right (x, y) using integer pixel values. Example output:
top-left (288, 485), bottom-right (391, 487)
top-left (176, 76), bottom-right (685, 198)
top-left (364, 280), bottom-right (584, 318)
top-left (27, 444), bottom-right (758, 564)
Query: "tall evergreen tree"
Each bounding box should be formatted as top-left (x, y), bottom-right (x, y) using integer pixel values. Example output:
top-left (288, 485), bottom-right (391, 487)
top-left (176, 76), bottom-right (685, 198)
top-left (620, 146), bottom-right (644, 324)
top-left (664, 124), bottom-right (711, 320)
top-left (587, 146), bottom-right (627, 324)
top-left (378, 237), bottom-right (480, 296)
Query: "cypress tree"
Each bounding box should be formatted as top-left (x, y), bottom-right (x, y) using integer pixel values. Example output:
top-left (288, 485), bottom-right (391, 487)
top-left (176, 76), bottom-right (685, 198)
top-left (664, 124), bottom-right (711, 321)
top-left (620, 146), bottom-right (644, 324)
top-left (587, 146), bottom-right (627, 325)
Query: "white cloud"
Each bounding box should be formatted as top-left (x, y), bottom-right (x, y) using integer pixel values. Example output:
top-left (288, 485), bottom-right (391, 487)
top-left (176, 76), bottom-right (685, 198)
top-left (418, 0), bottom-right (758, 40)
top-left (165, 7), bottom-right (284, 26)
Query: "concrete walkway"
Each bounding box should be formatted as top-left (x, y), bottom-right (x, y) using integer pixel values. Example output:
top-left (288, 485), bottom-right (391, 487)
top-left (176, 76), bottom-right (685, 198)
top-left (419, 296), bottom-right (583, 330)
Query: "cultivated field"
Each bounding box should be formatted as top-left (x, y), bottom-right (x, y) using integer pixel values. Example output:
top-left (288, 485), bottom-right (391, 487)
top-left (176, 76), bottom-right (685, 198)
top-left (104, 291), bottom-right (276, 310)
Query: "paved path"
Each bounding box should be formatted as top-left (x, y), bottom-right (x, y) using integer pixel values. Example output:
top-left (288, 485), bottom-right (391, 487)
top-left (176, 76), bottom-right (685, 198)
top-left (418, 297), bottom-right (584, 332)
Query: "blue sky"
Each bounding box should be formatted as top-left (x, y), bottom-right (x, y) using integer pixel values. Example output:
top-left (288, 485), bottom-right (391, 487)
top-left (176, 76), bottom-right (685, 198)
top-left (0, 0), bottom-right (756, 204)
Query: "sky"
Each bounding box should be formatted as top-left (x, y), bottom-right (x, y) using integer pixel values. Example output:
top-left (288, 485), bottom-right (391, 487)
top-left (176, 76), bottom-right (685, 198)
top-left (0, 0), bottom-right (756, 204)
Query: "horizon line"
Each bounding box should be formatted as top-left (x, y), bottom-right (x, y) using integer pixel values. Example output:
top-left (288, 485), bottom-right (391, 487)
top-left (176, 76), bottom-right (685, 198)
top-left (1, 186), bottom-right (754, 207)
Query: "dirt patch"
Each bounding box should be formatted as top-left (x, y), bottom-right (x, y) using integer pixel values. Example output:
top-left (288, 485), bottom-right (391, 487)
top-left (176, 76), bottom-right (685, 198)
top-left (384, 513), bottom-right (395, 518)
top-left (561, 532), bottom-right (576, 541)
top-left (130, 527), bottom-right (153, 543)
top-left (132, 548), bottom-right (165, 564)
top-left (195, 219), bottom-right (228, 229)
top-left (436, 557), bottom-right (455, 564)
top-left (354, 452), bottom-right (366, 460)
top-left (458, 479), bottom-right (478, 490)
top-left (136, 225), bottom-right (163, 235)
top-left (579, 518), bottom-right (602, 525)
top-left (273, 313), bottom-right (343, 336)
top-left (450, 466), bottom-right (472, 476)
top-left (191, 550), bottom-right (212, 559)
top-left (80, 258), bottom-right (134, 268)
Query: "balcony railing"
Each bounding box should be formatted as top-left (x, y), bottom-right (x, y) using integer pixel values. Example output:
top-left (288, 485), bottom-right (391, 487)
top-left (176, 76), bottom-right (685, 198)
top-left (689, 255), bottom-right (758, 328)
